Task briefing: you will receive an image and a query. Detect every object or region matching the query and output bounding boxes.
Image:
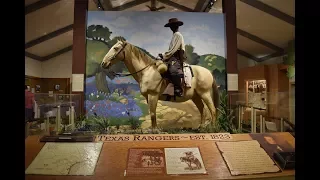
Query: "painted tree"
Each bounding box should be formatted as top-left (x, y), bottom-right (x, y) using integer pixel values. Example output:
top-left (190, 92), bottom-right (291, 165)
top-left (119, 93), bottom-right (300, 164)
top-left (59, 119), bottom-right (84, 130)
top-left (213, 69), bottom-right (226, 90)
top-left (86, 25), bottom-right (126, 93)
top-left (200, 54), bottom-right (225, 72)
top-left (87, 25), bottom-right (112, 47)
top-left (185, 44), bottom-right (200, 65)
top-left (283, 40), bottom-right (295, 79)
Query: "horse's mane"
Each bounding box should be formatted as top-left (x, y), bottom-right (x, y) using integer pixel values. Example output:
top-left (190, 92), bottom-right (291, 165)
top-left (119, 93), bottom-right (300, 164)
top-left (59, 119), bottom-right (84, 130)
top-left (126, 42), bottom-right (155, 65)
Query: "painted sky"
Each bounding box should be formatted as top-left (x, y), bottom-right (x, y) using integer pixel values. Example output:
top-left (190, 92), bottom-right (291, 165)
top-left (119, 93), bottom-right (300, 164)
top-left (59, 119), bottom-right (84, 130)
top-left (87, 11), bottom-right (226, 57)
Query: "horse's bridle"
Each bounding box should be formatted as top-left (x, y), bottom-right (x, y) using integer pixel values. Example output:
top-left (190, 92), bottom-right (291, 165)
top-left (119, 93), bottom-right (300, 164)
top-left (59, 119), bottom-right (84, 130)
top-left (110, 42), bottom-right (127, 62)
top-left (107, 42), bottom-right (155, 77)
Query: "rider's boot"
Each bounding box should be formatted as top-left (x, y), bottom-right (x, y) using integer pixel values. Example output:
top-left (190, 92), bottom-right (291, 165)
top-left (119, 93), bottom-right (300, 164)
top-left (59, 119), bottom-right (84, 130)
top-left (171, 75), bottom-right (183, 97)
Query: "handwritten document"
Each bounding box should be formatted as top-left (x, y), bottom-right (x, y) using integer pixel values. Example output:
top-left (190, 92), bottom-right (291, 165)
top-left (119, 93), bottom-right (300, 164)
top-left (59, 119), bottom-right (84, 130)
top-left (216, 140), bottom-right (280, 176)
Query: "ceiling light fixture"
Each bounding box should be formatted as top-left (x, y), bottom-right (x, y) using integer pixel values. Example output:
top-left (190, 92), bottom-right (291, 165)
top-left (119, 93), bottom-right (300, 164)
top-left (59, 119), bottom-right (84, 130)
top-left (97, 0), bottom-right (105, 10)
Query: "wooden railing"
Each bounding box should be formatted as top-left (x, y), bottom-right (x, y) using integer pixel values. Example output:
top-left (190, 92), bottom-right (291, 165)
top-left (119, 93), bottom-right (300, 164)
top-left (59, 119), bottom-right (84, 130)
top-left (236, 104), bottom-right (295, 133)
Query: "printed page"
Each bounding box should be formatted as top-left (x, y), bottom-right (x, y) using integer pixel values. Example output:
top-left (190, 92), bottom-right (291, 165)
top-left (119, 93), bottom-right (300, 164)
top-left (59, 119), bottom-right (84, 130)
top-left (216, 140), bottom-right (280, 176)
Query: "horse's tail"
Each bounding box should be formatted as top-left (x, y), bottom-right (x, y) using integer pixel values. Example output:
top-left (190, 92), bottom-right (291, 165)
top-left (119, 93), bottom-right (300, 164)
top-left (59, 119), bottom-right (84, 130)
top-left (212, 75), bottom-right (220, 116)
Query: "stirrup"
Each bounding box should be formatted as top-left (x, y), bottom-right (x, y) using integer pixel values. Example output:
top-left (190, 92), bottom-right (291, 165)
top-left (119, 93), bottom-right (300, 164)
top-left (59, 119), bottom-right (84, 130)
top-left (174, 89), bottom-right (183, 97)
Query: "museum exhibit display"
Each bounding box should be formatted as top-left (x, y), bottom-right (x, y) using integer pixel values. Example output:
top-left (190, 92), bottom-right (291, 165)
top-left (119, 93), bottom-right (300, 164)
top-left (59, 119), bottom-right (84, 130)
top-left (26, 93), bottom-right (82, 136)
top-left (25, 0), bottom-right (295, 179)
top-left (85, 11), bottom-right (227, 134)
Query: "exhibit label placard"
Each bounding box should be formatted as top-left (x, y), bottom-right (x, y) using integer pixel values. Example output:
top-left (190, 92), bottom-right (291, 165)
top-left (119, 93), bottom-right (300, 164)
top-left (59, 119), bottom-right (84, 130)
top-left (126, 148), bottom-right (166, 176)
top-left (125, 147), bottom-right (207, 176)
top-left (227, 74), bottom-right (238, 91)
top-left (165, 147), bottom-right (207, 175)
top-left (95, 133), bottom-right (232, 142)
top-left (72, 74), bottom-right (84, 92)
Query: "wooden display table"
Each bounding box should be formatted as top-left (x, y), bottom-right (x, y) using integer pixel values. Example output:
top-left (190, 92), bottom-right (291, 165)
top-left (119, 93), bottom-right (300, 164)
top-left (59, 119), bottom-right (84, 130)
top-left (25, 132), bottom-right (295, 180)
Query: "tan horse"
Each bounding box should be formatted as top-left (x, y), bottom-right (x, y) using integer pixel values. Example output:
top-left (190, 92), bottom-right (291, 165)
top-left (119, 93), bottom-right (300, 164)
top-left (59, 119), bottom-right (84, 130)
top-left (101, 40), bottom-right (219, 131)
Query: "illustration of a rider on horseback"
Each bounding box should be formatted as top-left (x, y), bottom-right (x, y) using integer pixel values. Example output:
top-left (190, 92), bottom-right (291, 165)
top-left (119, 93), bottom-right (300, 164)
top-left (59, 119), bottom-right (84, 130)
top-left (157, 18), bottom-right (187, 97)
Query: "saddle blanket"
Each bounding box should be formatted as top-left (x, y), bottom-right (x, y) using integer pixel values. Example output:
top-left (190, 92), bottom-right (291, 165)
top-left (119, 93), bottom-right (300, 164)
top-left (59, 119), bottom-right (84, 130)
top-left (163, 63), bottom-right (193, 96)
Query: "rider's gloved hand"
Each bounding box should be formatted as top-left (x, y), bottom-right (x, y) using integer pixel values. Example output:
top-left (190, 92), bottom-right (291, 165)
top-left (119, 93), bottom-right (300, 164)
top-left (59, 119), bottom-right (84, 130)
top-left (158, 53), bottom-right (163, 59)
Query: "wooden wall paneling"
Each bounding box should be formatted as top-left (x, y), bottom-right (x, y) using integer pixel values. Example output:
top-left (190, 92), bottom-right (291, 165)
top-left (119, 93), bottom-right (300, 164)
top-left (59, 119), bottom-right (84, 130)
top-left (238, 65), bottom-right (266, 93)
top-left (40, 78), bottom-right (71, 94)
top-left (277, 65), bottom-right (289, 120)
top-left (25, 76), bottom-right (70, 94)
top-left (25, 76), bottom-right (43, 92)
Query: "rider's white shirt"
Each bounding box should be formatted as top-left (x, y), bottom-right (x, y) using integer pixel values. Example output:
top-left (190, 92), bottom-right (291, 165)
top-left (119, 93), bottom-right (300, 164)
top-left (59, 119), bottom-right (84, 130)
top-left (162, 32), bottom-right (185, 60)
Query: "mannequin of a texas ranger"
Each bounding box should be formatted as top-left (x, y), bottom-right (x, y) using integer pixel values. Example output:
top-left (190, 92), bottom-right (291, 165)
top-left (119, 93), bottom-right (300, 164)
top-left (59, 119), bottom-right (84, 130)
top-left (158, 18), bottom-right (187, 97)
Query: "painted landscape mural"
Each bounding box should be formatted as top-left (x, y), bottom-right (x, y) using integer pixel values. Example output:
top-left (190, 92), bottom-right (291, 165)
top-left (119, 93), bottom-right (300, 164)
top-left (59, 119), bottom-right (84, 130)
top-left (85, 11), bottom-right (227, 133)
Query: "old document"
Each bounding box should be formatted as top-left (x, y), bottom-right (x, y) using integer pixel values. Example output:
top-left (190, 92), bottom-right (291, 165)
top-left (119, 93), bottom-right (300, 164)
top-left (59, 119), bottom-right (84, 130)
top-left (216, 140), bottom-right (280, 176)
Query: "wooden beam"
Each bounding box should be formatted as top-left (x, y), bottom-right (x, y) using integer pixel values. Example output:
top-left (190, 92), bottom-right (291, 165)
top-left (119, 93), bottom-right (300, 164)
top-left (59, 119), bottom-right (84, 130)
top-left (237, 49), bottom-right (261, 62)
top-left (259, 50), bottom-right (286, 62)
top-left (239, 0), bottom-right (295, 25)
top-left (157, 0), bottom-right (194, 12)
top-left (98, 0), bottom-right (115, 10)
top-left (111, 0), bottom-right (150, 11)
top-left (237, 28), bottom-right (283, 52)
top-left (25, 52), bottom-right (44, 61)
top-left (25, 0), bottom-right (61, 15)
top-left (151, 0), bottom-right (157, 8)
top-left (102, 0), bottom-right (113, 10)
top-left (194, 0), bottom-right (210, 12)
top-left (25, 24), bottom-right (73, 49)
top-left (42, 46), bottom-right (73, 61)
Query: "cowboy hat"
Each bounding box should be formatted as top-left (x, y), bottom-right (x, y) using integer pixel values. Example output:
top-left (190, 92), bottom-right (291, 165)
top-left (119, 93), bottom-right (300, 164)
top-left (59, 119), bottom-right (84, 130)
top-left (164, 18), bottom-right (184, 27)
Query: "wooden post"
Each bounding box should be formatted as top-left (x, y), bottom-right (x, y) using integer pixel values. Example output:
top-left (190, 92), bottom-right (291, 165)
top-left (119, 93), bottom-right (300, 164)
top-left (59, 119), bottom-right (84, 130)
top-left (238, 105), bottom-right (241, 130)
top-left (253, 108), bottom-right (256, 133)
top-left (262, 117), bottom-right (266, 133)
top-left (222, 0), bottom-right (238, 95)
top-left (260, 115), bottom-right (263, 133)
top-left (72, 0), bottom-right (88, 115)
top-left (251, 106), bottom-right (254, 133)
top-left (280, 118), bottom-right (284, 132)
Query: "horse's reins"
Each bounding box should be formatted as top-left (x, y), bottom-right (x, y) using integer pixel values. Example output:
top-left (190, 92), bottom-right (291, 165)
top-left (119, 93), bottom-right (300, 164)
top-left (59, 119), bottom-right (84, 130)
top-left (109, 43), bottom-right (155, 77)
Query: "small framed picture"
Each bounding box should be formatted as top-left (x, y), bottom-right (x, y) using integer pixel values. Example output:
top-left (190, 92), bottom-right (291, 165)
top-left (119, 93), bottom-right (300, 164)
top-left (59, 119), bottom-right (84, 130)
top-left (35, 85), bottom-right (41, 92)
top-left (54, 84), bottom-right (60, 91)
top-left (58, 95), bottom-right (64, 100)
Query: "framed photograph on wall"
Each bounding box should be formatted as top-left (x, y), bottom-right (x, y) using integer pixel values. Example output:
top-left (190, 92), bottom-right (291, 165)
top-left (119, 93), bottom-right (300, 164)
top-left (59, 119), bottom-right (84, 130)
top-left (54, 84), bottom-right (60, 91)
top-left (35, 85), bottom-right (40, 92)
top-left (58, 95), bottom-right (64, 100)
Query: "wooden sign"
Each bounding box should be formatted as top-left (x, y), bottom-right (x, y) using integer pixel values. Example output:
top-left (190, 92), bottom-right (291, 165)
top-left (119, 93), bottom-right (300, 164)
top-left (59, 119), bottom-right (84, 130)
top-left (95, 133), bottom-right (232, 142)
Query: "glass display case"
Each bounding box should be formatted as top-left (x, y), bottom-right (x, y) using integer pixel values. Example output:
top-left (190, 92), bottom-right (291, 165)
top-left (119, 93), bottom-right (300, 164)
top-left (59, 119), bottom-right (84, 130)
top-left (28, 93), bottom-right (81, 136)
top-left (229, 91), bottom-right (294, 134)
